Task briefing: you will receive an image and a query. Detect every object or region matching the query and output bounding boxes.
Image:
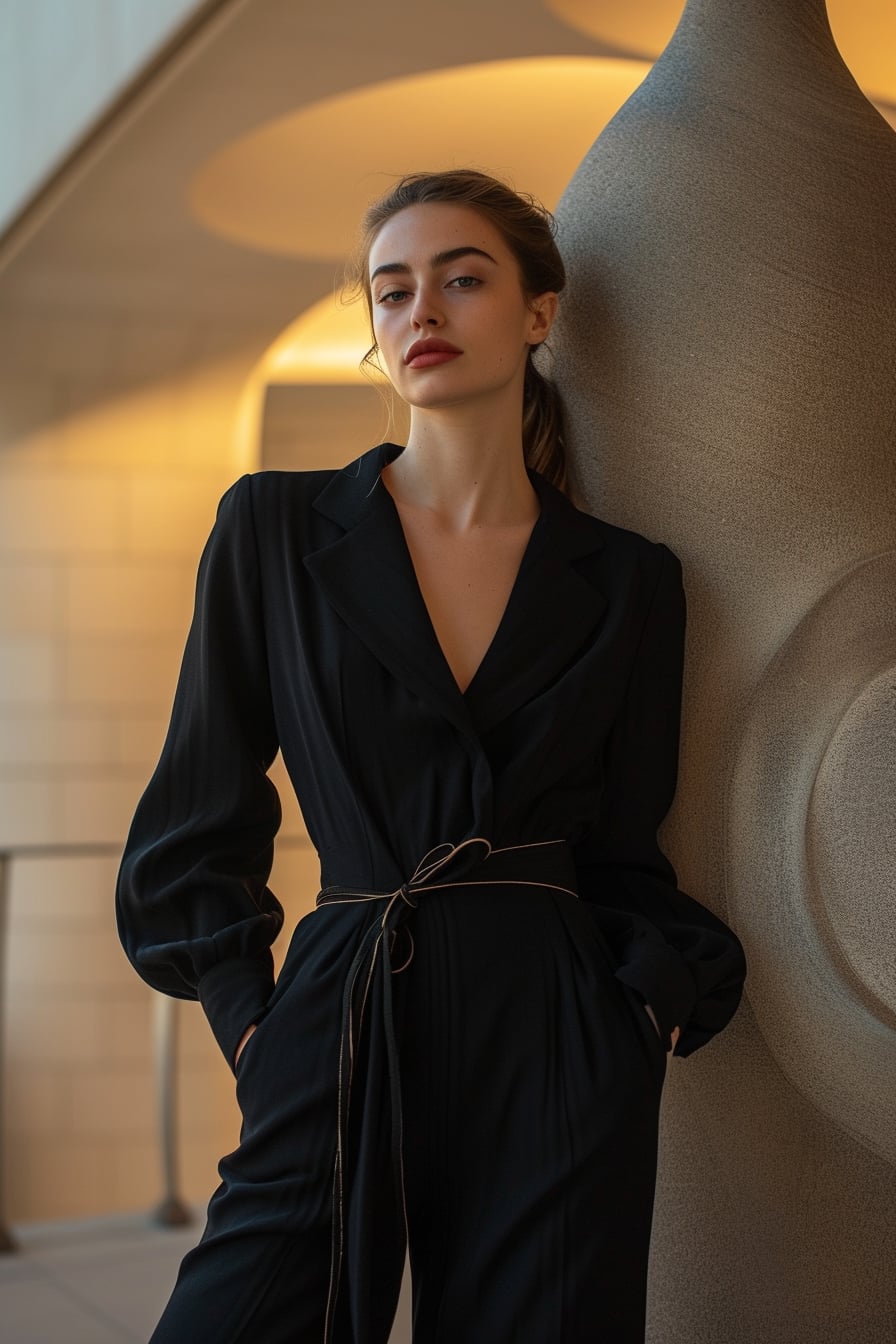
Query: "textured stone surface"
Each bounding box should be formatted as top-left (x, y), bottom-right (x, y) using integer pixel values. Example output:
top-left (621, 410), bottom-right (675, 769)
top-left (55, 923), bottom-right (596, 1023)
top-left (729, 551), bottom-right (896, 1162)
top-left (553, 0), bottom-right (896, 1336)
top-left (810, 669), bottom-right (896, 1018)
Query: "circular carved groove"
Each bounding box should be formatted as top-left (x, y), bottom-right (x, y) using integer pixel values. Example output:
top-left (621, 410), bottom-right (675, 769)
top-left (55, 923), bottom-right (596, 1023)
top-left (808, 670), bottom-right (896, 1023)
top-left (727, 551), bottom-right (896, 1162)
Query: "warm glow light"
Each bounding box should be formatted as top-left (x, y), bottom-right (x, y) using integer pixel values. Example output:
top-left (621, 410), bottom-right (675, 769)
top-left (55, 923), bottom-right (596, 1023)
top-left (546, 0), bottom-right (683, 57)
top-left (546, 0), bottom-right (896, 106)
top-left (188, 57), bottom-right (651, 260)
top-left (196, 29), bottom-right (894, 388)
top-left (828, 0), bottom-right (896, 103)
top-left (261, 293), bottom-right (378, 384)
top-left (235, 290), bottom-right (390, 393)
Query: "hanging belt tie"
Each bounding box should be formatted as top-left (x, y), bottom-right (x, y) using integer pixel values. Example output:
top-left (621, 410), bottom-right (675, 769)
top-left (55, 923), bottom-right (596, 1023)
top-left (314, 836), bottom-right (577, 1343)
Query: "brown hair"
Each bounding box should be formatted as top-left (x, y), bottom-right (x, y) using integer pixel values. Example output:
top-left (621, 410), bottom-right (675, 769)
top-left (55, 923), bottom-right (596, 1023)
top-left (343, 169), bottom-right (569, 494)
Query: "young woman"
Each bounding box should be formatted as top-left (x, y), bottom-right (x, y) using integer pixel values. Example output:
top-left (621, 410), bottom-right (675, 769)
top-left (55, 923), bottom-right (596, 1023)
top-left (116, 169), bottom-right (746, 1344)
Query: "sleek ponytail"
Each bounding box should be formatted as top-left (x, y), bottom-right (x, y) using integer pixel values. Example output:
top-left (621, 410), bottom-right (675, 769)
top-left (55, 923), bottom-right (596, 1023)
top-left (522, 357), bottom-right (567, 492)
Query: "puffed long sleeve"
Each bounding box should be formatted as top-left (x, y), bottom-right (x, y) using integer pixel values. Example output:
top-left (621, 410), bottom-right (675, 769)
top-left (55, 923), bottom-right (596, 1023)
top-left (574, 544), bottom-right (746, 1056)
top-left (116, 476), bottom-right (284, 1070)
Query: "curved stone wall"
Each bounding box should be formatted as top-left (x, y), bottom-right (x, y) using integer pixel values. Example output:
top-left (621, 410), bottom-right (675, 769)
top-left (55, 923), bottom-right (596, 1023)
top-left (552, 0), bottom-right (896, 1337)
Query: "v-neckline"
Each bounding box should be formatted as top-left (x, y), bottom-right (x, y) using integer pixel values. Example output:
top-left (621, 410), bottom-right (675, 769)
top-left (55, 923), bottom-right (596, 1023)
top-left (377, 467), bottom-right (545, 700)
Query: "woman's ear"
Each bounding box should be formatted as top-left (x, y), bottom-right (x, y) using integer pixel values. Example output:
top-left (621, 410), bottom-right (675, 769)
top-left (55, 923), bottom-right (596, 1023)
top-left (526, 291), bottom-right (559, 346)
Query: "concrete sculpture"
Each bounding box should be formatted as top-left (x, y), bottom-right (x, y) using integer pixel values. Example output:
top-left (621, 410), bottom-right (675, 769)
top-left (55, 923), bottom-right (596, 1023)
top-left (552, 0), bottom-right (896, 1337)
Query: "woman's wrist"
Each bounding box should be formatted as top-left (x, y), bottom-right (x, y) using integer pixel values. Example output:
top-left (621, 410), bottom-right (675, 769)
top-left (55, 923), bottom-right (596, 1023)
top-left (233, 1022), bottom-right (258, 1069)
top-left (644, 1002), bottom-right (680, 1052)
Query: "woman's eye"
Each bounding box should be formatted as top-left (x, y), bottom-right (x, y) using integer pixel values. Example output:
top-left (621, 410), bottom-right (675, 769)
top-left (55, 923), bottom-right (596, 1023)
top-left (377, 289), bottom-right (410, 305)
top-left (448, 275), bottom-right (481, 289)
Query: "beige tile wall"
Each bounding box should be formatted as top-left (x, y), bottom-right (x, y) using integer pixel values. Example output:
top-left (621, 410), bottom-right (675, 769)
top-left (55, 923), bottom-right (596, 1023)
top-left (0, 306), bottom-right (337, 1222)
top-left (4, 844), bottom-right (318, 1221)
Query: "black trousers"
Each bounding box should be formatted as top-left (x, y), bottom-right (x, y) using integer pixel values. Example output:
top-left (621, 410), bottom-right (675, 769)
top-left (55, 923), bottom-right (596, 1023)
top-left (149, 885), bottom-right (666, 1344)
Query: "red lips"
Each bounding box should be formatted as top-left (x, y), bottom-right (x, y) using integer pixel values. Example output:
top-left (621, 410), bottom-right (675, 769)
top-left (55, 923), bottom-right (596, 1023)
top-left (404, 338), bottom-right (462, 364)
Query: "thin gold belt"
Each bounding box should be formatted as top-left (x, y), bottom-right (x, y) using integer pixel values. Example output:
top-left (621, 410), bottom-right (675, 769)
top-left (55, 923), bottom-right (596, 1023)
top-left (314, 836), bottom-right (577, 1343)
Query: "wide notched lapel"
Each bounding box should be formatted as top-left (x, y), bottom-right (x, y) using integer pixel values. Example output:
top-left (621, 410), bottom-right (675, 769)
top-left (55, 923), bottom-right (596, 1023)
top-left (463, 470), bottom-right (608, 735)
top-left (304, 443), bottom-right (476, 740)
top-left (304, 443), bottom-right (608, 742)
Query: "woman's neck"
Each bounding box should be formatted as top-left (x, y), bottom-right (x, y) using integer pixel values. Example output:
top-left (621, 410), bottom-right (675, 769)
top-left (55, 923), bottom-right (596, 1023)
top-left (382, 410), bottom-right (538, 533)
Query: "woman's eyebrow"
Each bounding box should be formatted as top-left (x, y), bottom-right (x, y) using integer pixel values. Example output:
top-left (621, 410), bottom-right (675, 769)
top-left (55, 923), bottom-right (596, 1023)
top-left (370, 246), bottom-right (498, 282)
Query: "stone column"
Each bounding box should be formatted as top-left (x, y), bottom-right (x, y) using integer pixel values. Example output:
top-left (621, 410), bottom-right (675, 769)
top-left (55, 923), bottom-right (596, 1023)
top-left (552, 0), bottom-right (896, 1339)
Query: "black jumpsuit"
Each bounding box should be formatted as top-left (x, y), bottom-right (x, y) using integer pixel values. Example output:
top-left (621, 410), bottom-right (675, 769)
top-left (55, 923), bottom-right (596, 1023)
top-left (116, 441), bottom-right (746, 1344)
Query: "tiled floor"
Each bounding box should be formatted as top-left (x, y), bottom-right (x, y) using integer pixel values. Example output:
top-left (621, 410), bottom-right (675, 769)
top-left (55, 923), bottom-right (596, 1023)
top-left (1, 1210), bottom-right (413, 1343)
top-left (1, 1210), bottom-right (203, 1343)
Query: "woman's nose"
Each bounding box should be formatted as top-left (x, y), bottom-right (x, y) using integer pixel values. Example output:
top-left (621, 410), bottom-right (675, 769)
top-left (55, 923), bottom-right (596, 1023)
top-left (410, 288), bottom-right (443, 328)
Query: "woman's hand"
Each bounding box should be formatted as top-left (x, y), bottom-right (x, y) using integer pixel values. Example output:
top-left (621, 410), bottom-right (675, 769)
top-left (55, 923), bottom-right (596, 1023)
top-left (644, 1002), bottom-right (680, 1053)
top-left (233, 1022), bottom-right (258, 1070)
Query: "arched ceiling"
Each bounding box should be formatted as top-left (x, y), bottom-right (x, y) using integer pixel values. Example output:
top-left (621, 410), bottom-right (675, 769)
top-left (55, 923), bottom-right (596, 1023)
top-left (547, 0), bottom-right (896, 105)
top-left (189, 57), bottom-right (651, 260)
top-left (546, 0), bottom-right (684, 59)
top-left (196, 0), bottom-right (895, 382)
top-left (195, 0), bottom-right (894, 382)
top-left (4, 0), bottom-right (892, 403)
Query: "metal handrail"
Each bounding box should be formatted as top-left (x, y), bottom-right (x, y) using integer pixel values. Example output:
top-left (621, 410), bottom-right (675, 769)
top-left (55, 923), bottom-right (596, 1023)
top-left (153, 994), bottom-right (191, 1227)
top-left (0, 855), bottom-right (14, 1251)
top-left (0, 833), bottom-right (312, 1250)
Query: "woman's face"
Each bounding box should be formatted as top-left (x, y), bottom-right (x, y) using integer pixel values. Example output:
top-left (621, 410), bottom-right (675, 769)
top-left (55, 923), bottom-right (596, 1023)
top-left (367, 202), bottom-right (557, 414)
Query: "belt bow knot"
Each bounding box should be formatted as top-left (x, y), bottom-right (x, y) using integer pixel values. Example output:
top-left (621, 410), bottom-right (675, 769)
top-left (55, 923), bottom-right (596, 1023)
top-left (314, 836), bottom-right (574, 1342)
